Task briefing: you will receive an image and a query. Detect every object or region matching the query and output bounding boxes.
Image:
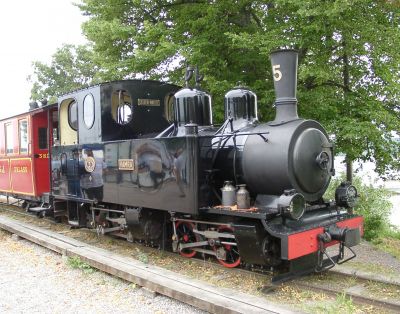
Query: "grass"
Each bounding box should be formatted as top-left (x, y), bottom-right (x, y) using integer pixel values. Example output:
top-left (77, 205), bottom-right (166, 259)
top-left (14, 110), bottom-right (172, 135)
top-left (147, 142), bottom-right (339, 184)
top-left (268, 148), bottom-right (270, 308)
top-left (0, 229), bottom-right (9, 240)
top-left (371, 232), bottom-right (400, 260)
top-left (305, 293), bottom-right (368, 314)
top-left (67, 256), bottom-right (96, 274)
top-left (365, 280), bottom-right (400, 299)
top-left (135, 248), bottom-right (149, 264)
top-left (347, 261), bottom-right (397, 276)
top-left (276, 285), bottom-right (328, 304)
top-left (301, 272), bottom-right (358, 288)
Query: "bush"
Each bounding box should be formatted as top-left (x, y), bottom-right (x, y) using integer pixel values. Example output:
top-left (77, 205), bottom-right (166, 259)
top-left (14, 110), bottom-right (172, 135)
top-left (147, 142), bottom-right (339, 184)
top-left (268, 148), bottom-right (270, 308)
top-left (324, 175), bottom-right (393, 241)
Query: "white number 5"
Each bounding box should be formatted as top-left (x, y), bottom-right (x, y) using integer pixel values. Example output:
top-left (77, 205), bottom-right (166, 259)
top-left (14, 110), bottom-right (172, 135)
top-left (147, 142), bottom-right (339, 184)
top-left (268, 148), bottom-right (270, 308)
top-left (272, 64), bottom-right (282, 81)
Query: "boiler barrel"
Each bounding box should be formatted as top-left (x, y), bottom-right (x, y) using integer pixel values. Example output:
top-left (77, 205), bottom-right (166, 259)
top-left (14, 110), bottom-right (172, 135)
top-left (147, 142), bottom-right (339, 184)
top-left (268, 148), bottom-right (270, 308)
top-left (241, 119), bottom-right (333, 202)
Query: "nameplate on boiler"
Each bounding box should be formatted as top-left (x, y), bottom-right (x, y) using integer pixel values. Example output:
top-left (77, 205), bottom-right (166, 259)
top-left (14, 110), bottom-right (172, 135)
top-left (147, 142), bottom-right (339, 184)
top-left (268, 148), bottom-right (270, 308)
top-left (138, 98), bottom-right (160, 106)
top-left (118, 159), bottom-right (135, 171)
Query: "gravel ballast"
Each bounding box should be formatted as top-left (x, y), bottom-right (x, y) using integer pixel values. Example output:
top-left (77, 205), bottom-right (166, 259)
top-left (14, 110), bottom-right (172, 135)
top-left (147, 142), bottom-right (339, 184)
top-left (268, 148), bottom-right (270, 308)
top-left (0, 230), bottom-right (206, 314)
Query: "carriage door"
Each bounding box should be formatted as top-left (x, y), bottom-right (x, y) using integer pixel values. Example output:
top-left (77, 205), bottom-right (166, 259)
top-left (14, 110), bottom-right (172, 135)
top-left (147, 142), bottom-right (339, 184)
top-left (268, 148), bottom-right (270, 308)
top-left (32, 111), bottom-right (51, 196)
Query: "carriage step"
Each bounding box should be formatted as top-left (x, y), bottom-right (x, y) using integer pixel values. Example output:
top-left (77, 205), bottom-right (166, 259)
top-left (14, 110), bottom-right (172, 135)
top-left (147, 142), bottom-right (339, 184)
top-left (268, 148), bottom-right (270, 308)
top-left (29, 206), bottom-right (50, 213)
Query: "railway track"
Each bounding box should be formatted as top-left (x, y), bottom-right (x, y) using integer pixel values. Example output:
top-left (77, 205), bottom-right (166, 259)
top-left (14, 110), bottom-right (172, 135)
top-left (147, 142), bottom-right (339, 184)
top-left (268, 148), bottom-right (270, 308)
top-left (292, 280), bottom-right (400, 312)
top-left (0, 209), bottom-right (292, 314)
top-left (1, 200), bottom-right (400, 313)
top-left (0, 201), bottom-right (58, 225)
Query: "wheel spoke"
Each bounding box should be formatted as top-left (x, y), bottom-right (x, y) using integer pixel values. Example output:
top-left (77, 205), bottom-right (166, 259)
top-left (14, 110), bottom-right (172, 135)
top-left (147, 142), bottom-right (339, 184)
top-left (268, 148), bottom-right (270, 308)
top-left (175, 221), bottom-right (197, 258)
top-left (214, 226), bottom-right (241, 268)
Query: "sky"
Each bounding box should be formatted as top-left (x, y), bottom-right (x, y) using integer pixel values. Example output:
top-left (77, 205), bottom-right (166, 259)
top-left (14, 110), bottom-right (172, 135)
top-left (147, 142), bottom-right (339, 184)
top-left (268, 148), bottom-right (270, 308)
top-left (0, 0), bottom-right (87, 119)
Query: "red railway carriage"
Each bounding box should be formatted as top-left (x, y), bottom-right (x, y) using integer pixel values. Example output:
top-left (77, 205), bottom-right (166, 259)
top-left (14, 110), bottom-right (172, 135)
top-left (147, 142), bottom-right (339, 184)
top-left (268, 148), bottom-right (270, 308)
top-left (0, 103), bottom-right (58, 201)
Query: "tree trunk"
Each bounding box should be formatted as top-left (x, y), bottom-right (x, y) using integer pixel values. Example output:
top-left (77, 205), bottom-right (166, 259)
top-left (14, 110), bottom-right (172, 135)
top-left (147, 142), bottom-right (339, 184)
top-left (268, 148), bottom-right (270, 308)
top-left (342, 39), bottom-right (353, 184)
top-left (346, 158), bottom-right (353, 183)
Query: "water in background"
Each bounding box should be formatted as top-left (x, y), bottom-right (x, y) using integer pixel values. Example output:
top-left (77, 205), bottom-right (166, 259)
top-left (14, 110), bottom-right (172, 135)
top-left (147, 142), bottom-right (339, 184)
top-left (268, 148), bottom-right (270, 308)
top-left (335, 156), bottom-right (400, 228)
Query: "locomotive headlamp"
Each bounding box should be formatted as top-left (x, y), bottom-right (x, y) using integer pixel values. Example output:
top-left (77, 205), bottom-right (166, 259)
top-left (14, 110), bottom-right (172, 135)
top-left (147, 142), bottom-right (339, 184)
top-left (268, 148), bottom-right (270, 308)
top-left (335, 182), bottom-right (358, 208)
top-left (279, 190), bottom-right (306, 220)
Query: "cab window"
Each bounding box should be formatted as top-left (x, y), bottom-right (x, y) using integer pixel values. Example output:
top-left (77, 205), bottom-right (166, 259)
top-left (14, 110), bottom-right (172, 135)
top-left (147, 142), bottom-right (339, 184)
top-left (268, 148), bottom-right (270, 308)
top-left (111, 90), bottom-right (133, 125)
top-left (83, 94), bottom-right (95, 129)
top-left (39, 128), bottom-right (48, 149)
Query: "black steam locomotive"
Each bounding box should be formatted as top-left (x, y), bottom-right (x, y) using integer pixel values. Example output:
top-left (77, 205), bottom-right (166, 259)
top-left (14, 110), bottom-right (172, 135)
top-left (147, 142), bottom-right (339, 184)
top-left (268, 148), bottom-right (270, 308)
top-left (26, 50), bottom-right (363, 281)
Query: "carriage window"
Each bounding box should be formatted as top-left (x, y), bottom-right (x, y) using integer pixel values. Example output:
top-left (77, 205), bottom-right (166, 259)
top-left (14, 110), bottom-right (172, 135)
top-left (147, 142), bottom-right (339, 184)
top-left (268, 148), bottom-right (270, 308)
top-left (19, 120), bottom-right (28, 153)
top-left (83, 94), bottom-right (95, 129)
top-left (68, 101), bottom-right (78, 130)
top-left (39, 128), bottom-right (48, 149)
top-left (111, 90), bottom-right (133, 125)
top-left (5, 123), bottom-right (13, 154)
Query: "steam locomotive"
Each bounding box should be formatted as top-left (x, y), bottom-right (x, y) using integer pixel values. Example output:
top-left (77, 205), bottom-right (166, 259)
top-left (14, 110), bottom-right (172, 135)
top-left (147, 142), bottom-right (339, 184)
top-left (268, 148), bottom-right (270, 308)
top-left (0, 49), bottom-right (363, 281)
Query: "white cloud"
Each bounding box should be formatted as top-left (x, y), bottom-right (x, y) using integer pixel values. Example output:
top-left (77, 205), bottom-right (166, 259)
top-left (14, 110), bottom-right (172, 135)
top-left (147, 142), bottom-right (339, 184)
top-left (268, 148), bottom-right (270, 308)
top-left (0, 0), bottom-right (86, 119)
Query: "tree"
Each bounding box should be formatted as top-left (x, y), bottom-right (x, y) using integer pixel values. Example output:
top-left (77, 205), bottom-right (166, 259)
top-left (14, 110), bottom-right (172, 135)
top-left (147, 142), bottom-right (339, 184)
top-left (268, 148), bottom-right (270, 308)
top-left (259, 0), bottom-right (400, 179)
top-left (29, 44), bottom-right (100, 102)
top-left (33, 0), bottom-right (400, 177)
top-left (77, 0), bottom-right (276, 120)
top-left (77, 0), bottom-right (400, 177)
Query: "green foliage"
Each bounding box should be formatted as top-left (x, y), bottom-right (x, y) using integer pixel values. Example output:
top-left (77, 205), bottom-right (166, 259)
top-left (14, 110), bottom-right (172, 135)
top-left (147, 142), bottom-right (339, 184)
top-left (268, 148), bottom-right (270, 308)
top-left (385, 228), bottom-right (400, 240)
top-left (325, 175), bottom-right (393, 241)
top-left (266, 0), bottom-right (400, 176)
top-left (30, 0), bottom-right (400, 176)
top-left (77, 0), bottom-right (275, 121)
top-left (77, 0), bottom-right (399, 175)
top-left (67, 256), bottom-right (96, 274)
top-left (28, 44), bottom-right (101, 101)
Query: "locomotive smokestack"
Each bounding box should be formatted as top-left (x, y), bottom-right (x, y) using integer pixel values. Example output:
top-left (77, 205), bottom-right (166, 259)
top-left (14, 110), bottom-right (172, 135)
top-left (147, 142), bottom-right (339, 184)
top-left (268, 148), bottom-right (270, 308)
top-left (270, 49), bottom-right (298, 123)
